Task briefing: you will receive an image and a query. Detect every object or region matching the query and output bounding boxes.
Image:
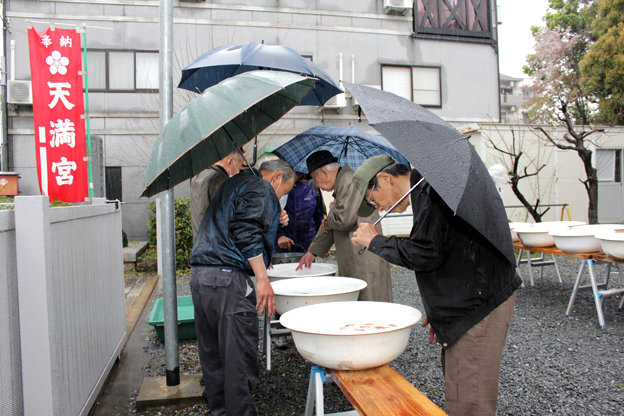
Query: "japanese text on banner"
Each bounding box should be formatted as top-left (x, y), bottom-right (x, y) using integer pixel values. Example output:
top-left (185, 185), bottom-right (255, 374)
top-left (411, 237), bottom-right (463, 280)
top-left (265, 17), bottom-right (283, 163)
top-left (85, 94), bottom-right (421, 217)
top-left (28, 27), bottom-right (88, 203)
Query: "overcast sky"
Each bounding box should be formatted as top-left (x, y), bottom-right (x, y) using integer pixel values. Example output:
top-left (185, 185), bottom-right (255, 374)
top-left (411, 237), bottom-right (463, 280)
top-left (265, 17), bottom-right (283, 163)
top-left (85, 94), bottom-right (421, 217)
top-left (497, 0), bottom-right (551, 79)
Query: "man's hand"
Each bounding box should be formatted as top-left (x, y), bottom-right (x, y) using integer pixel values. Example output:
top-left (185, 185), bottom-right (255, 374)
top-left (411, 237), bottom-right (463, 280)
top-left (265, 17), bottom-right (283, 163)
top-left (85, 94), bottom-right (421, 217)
top-left (296, 252), bottom-right (316, 270)
top-left (278, 236), bottom-right (294, 250)
top-left (421, 316), bottom-right (439, 344)
top-left (255, 275), bottom-right (275, 316)
top-left (279, 209), bottom-right (289, 226)
top-left (351, 222), bottom-right (379, 248)
top-left (248, 256), bottom-right (275, 316)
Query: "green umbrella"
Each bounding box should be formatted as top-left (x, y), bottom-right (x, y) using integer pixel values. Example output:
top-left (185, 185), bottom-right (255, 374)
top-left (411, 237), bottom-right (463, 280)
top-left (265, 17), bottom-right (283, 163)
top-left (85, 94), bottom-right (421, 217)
top-left (141, 70), bottom-right (316, 197)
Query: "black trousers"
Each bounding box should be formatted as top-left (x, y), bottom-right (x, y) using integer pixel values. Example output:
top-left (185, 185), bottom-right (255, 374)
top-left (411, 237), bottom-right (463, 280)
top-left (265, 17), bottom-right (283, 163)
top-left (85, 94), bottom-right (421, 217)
top-left (190, 266), bottom-right (259, 416)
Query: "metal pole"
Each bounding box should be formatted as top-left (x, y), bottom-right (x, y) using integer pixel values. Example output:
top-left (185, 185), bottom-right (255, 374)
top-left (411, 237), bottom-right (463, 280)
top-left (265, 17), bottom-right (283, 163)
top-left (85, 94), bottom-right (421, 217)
top-left (0, 0), bottom-right (7, 172)
top-left (159, 0), bottom-right (179, 386)
top-left (80, 24), bottom-right (94, 202)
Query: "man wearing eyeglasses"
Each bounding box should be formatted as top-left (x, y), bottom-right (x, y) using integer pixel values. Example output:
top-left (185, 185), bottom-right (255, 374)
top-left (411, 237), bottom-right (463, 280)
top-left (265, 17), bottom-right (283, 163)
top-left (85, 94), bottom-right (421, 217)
top-left (350, 155), bottom-right (520, 416)
top-left (296, 150), bottom-right (392, 302)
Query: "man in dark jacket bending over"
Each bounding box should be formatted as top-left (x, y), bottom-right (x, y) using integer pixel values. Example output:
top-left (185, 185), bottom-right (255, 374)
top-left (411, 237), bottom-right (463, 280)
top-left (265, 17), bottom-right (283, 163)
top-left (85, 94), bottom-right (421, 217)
top-left (190, 159), bottom-right (295, 416)
top-left (350, 155), bottom-right (521, 416)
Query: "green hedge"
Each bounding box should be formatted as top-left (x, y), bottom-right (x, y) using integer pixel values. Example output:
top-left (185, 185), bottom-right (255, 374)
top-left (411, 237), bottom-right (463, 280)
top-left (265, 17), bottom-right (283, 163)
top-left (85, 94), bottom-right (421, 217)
top-left (146, 196), bottom-right (193, 273)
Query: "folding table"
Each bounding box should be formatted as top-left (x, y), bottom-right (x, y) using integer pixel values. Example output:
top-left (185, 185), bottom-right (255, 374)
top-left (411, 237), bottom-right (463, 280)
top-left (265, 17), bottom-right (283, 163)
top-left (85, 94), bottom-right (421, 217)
top-left (513, 242), bottom-right (624, 327)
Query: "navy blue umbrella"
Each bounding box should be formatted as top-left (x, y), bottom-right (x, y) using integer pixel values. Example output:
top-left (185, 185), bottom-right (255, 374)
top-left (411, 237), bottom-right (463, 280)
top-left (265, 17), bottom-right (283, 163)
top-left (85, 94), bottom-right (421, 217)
top-left (273, 125), bottom-right (411, 174)
top-left (178, 42), bottom-right (343, 106)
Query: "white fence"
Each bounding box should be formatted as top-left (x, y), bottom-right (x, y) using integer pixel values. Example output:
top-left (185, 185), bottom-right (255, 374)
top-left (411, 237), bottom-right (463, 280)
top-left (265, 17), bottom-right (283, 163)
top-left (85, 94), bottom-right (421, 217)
top-left (0, 196), bottom-right (126, 416)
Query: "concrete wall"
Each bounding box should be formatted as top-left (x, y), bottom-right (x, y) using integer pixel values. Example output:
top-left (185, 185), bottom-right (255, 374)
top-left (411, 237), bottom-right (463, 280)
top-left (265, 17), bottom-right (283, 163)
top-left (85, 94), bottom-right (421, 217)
top-left (5, 0), bottom-right (502, 239)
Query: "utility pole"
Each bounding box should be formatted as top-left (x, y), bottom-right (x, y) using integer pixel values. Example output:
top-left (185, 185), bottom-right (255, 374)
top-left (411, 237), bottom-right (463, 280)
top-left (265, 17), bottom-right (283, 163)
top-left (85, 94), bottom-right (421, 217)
top-left (159, 0), bottom-right (179, 387)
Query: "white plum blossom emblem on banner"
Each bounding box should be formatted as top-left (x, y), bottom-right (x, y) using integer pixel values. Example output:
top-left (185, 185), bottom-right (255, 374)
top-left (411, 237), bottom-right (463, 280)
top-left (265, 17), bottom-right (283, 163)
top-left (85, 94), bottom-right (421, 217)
top-left (46, 51), bottom-right (69, 75)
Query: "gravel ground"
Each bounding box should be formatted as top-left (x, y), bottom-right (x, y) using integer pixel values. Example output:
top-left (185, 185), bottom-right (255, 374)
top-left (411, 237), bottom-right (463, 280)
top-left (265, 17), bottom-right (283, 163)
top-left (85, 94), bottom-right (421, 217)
top-left (134, 254), bottom-right (624, 416)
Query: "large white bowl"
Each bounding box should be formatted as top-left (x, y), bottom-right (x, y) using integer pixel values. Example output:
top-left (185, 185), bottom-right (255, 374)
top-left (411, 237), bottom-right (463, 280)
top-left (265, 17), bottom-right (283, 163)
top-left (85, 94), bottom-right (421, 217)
top-left (516, 221), bottom-right (587, 248)
top-left (509, 222), bottom-right (531, 242)
top-left (535, 221), bottom-right (586, 228)
top-left (270, 276), bottom-right (367, 315)
top-left (516, 228), bottom-right (556, 247)
top-left (596, 232), bottom-right (624, 260)
top-left (280, 301), bottom-right (422, 370)
top-left (549, 225), bottom-right (624, 254)
top-left (267, 262), bottom-right (338, 283)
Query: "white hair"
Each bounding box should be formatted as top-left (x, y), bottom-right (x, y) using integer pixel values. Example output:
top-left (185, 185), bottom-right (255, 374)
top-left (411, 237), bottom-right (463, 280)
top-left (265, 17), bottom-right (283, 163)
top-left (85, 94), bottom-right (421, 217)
top-left (311, 162), bottom-right (340, 177)
top-left (259, 159), bottom-right (296, 183)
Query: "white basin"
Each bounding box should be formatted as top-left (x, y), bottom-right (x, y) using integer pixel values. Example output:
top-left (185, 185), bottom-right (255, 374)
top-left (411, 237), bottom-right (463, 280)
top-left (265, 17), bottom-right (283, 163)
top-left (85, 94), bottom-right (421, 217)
top-left (549, 225), bottom-right (624, 254)
top-left (516, 228), bottom-right (556, 247)
top-left (535, 221), bottom-right (586, 228)
top-left (596, 232), bottom-right (624, 260)
top-left (280, 301), bottom-right (422, 370)
top-left (516, 221), bottom-right (587, 248)
top-left (271, 276), bottom-right (367, 315)
top-left (509, 222), bottom-right (532, 242)
top-left (267, 262), bottom-right (338, 283)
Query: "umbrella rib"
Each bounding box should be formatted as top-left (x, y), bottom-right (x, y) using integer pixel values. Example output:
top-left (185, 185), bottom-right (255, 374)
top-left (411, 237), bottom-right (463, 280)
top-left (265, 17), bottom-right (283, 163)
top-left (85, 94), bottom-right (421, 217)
top-left (349, 139), bottom-right (373, 157)
top-left (227, 89), bottom-right (300, 142)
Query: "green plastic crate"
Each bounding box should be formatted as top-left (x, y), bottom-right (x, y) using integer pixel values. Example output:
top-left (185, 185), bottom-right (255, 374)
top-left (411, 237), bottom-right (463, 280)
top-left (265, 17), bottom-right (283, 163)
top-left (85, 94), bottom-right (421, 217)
top-left (148, 295), bottom-right (196, 342)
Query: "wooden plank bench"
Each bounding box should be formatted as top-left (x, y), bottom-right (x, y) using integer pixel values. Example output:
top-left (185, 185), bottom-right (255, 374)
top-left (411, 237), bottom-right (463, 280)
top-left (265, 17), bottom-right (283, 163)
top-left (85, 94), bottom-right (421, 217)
top-left (305, 364), bottom-right (447, 416)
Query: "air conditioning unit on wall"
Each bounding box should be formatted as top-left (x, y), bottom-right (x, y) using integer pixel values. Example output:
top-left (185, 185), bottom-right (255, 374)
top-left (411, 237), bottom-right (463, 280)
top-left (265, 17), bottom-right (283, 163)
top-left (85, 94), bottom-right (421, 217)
top-left (383, 0), bottom-right (413, 15)
top-left (7, 80), bottom-right (33, 104)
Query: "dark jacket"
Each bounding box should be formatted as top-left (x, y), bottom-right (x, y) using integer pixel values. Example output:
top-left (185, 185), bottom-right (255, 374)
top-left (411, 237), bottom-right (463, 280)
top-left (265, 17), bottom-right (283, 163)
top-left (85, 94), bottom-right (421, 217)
top-left (368, 170), bottom-right (521, 348)
top-left (274, 177), bottom-right (324, 253)
top-left (190, 169), bottom-right (281, 273)
top-left (190, 165), bottom-right (229, 239)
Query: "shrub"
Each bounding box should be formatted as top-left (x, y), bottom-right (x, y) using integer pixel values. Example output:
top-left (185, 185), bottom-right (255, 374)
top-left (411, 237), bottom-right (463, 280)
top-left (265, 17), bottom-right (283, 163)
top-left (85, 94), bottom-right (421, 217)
top-left (0, 196), bottom-right (13, 210)
top-left (146, 196), bottom-right (193, 273)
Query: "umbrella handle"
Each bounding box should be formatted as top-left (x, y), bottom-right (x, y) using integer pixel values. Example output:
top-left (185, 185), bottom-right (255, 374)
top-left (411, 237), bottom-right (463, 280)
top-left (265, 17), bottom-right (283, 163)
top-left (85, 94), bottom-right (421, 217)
top-left (357, 177), bottom-right (425, 255)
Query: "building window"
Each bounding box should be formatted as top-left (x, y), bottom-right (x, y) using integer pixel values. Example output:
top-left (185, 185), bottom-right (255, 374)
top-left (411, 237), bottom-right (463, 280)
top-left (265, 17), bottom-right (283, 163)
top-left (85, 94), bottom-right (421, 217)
top-left (85, 50), bottom-right (159, 92)
top-left (105, 167), bottom-right (123, 201)
top-left (381, 65), bottom-right (441, 107)
top-left (597, 149), bottom-right (622, 183)
top-left (414, 0), bottom-right (492, 40)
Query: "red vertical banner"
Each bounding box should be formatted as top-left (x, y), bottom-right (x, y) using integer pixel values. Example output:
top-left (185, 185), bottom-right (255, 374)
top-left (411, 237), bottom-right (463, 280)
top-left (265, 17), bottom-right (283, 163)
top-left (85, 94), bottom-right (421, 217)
top-left (28, 27), bottom-right (88, 203)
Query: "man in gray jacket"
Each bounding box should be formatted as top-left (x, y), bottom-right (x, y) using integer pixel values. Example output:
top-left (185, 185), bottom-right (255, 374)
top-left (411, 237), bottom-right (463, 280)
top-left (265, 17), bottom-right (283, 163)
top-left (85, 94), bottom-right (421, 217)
top-left (190, 149), bottom-right (247, 239)
top-left (297, 150), bottom-right (392, 302)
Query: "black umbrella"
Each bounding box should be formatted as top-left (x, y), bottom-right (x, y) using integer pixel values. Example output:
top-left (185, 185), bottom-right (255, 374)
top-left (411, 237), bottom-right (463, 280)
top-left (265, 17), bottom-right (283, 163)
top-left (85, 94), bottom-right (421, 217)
top-left (344, 82), bottom-right (515, 265)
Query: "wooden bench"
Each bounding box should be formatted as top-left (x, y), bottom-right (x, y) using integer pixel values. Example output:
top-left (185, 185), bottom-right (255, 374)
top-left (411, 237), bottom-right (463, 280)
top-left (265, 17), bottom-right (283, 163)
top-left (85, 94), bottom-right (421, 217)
top-left (305, 364), bottom-right (447, 416)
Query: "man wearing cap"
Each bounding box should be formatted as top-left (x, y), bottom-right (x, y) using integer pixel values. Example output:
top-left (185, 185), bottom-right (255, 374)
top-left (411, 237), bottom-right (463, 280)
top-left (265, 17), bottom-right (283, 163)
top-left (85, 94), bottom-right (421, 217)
top-left (296, 150), bottom-right (392, 302)
top-left (350, 155), bottom-right (521, 416)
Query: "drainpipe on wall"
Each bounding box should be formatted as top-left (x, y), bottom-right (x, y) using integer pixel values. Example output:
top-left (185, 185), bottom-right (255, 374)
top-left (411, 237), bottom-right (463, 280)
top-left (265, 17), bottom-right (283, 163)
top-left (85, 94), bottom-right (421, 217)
top-left (0, 1), bottom-right (8, 172)
top-left (494, 1), bottom-right (502, 124)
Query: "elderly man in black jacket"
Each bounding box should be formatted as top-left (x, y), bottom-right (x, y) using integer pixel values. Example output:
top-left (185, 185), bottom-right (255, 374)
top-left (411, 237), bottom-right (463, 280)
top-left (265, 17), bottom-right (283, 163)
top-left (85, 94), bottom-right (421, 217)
top-left (350, 155), bottom-right (521, 416)
top-left (190, 159), bottom-right (294, 416)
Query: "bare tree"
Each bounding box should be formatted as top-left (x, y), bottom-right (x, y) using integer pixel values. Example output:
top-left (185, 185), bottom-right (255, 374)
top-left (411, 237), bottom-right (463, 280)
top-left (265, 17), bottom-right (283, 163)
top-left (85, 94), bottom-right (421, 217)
top-left (485, 123), bottom-right (556, 222)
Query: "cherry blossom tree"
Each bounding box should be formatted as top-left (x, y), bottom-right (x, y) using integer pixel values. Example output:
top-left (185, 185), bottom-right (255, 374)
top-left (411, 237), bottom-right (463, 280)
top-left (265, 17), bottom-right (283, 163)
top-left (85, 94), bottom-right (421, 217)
top-left (522, 27), bottom-right (603, 223)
